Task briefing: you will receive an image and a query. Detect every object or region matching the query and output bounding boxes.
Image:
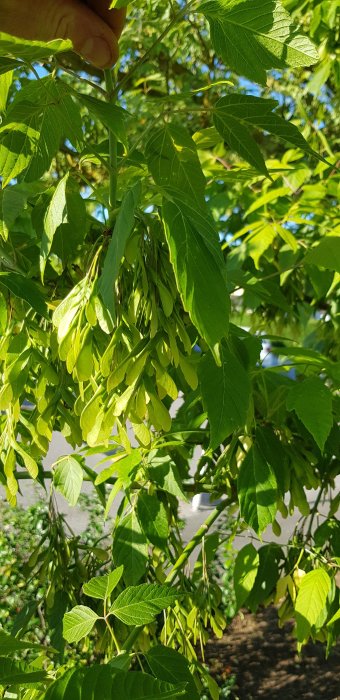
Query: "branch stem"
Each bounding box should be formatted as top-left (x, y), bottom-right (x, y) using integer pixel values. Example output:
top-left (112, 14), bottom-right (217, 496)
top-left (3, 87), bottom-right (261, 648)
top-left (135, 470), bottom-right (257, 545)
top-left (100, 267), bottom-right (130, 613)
top-left (14, 470), bottom-right (217, 494)
top-left (104, 68), bottom-right (118, 213)
top-left (165, 498), bottom-right (230, 584)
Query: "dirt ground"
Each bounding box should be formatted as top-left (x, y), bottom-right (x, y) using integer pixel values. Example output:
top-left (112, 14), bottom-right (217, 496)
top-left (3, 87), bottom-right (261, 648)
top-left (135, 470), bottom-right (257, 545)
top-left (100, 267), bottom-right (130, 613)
top-left (204, 606), bottom-right (340, 699)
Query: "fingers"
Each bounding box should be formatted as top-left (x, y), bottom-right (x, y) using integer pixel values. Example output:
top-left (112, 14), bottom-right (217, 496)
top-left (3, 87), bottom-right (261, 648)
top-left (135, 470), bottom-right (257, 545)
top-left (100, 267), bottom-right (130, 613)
top-left (86, 1), bottom-right (126, 39)
top-left (0, 0), bottom-right (125, 68)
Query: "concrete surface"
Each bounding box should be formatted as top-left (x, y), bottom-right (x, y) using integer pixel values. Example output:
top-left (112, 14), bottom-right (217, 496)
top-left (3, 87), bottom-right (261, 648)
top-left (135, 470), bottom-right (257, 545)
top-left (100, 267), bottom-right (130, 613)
top-left (2, 431), bottom-right (339, 571)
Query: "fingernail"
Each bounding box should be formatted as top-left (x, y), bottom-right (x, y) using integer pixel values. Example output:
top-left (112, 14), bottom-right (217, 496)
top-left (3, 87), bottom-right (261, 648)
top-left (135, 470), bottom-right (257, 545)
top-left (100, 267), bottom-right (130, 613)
top-left (80, 37), bottom-right (113, 67)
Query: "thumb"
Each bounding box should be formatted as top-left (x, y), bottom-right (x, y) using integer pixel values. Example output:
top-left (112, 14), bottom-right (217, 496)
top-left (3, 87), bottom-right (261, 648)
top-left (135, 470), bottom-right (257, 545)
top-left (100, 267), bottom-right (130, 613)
top-left (58, 0), bottom-right (120, 68)
top-left (0, 0), bottom-right (119, 68)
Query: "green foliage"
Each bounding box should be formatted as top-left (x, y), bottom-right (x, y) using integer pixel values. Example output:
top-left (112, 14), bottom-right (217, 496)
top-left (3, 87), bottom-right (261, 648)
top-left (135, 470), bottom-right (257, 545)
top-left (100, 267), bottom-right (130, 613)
top-left (44, 667), bottom-right (187, 700)
top-left (109, 583), bottom-right (181, 625)
top-left (0, 0), bottom-right (339, 696)
top-left (294, 569), bottom-right (331, 646)
top-left (83, 567), bottom-right (124, 600)
top-left (200, 343), bottom-right (250, 449)
top-left (200, 0), bottom-right (319, 84)
top-left (238, 445), bottom-right (278, 534)
top-left (53, 455), bottom-right (84, 506)
top-left (213, 94), bottom-right (323, 177)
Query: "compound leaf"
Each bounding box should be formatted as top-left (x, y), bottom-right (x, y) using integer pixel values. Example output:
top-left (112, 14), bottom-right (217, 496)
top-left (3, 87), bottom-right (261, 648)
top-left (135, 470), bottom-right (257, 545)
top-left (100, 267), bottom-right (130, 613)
top-left (200, 0), bottom-right (318, 85)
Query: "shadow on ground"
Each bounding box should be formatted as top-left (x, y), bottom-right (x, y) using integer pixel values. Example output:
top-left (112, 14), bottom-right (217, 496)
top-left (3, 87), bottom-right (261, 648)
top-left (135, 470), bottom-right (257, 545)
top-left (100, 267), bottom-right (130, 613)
top-left (204, 606), bottom-right (340, 699)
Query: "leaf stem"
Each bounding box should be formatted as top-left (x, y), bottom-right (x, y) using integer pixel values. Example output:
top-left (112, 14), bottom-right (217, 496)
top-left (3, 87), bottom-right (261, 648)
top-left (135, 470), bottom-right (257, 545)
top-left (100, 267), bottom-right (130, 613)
top-left (105, 615), bottom-right (121, 653)
top-left (104, 68), bottom-right (118, 213)
top-left (165, 498), bottom-right (231, 585)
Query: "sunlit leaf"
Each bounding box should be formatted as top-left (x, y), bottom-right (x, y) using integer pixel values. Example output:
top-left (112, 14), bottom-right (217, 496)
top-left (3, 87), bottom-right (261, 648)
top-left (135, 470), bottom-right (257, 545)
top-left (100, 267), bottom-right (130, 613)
top-left (110, 584), bottom-right (180, 625)
top-left (200, 0), bottom-right (318, 84)
top-left (53, 455), bottom-right (84, 506)
top-left (63, 606), bottom-right (99, 644)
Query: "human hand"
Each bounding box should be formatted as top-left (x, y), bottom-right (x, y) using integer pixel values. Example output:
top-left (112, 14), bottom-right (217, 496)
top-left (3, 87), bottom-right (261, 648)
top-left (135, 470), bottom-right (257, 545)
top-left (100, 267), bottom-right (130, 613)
top-left (0, 0), bottom-right (126, 68)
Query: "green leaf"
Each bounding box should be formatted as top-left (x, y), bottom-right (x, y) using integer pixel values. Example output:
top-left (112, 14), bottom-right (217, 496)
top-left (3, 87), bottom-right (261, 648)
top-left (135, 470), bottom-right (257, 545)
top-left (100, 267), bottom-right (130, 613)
top-left (75, 92), bottom-right (128, 146)
top-left (53, 277), bottom-right (89, 341)
top-left (287, 377), bottom-right (333, 452)
top-left (14, 441), bottom-right (38, 478)
top-left (246, 544), bottom-right (282, 611)
top-left (0, 69), bottom-right (13, 112)
top-left (256, 427), bottom-right (289, 497)
top-left (87, 670), bottom-right (184, 699)
top-left (0, 290), bottom-right (7, 333)
top-left (148, 455), bottom-right (187, 502)
top-left (163, 200), bottom-right (229, 347)
top-left (44, 667), bottom-right (186, 699)
top-left (0, 33), bottom-right (72, 61)
top-left (0, 181), bottom-right (47, 241)
top-left (43, 668), bottom-right (84, 699)
top-left (145, 124), bottom-right (230, 345)
top-left (295, 569), bottom-right (331, 643)
top-left (112, 510), bottom-right (148, 585)
top-left (213, 95), bottom-right (322, 177)
top-left (109, 0), bottom-right (132, 7)
top-left (110, 584), bottom-right (180, 625)
top-left (192, 126), bottom-right (222, 149)
top-left (147, 646), bottom-right (199, 700)
top-left (98, 181), bottom-right (141, 322)
top-left (40, 173), bottom-right (69, 280)
top-left (53, 456), bottom-right (84, 507)
top-left (199, 0), bottom-right (318, 85)
top-left (146, 125), bottom-right (206, 209)
top-left (0, 77), bottom-right (82, 186)
top-left (200, 344), bottom-right (250, 449)
top-left (0, 271), bottom-right (48, 318)
top-left (63, 606), bottom-right (99, 644)
top-left (137, 492), bottom-right (169, 548)
top-left (0, 57), bottom-right (22, 76)
top-left (96, 449), bottom-right (141, 486)
top-left (245, 224), bottom-right (277, 268)
top-left (233, 543), bottom-right (259, 608)
top-left (238, 445), bottom-right (278, 534)
top-left (83, 567), bottom-right (124, 600)
top-left (305, 236), bottom-right (340, 273)
top-left (0, 630), bottom-right (45, 656)
top-left (327, 607), bottom-right (340, 627)
top-left (0, 657), bottom-right (48, 686)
